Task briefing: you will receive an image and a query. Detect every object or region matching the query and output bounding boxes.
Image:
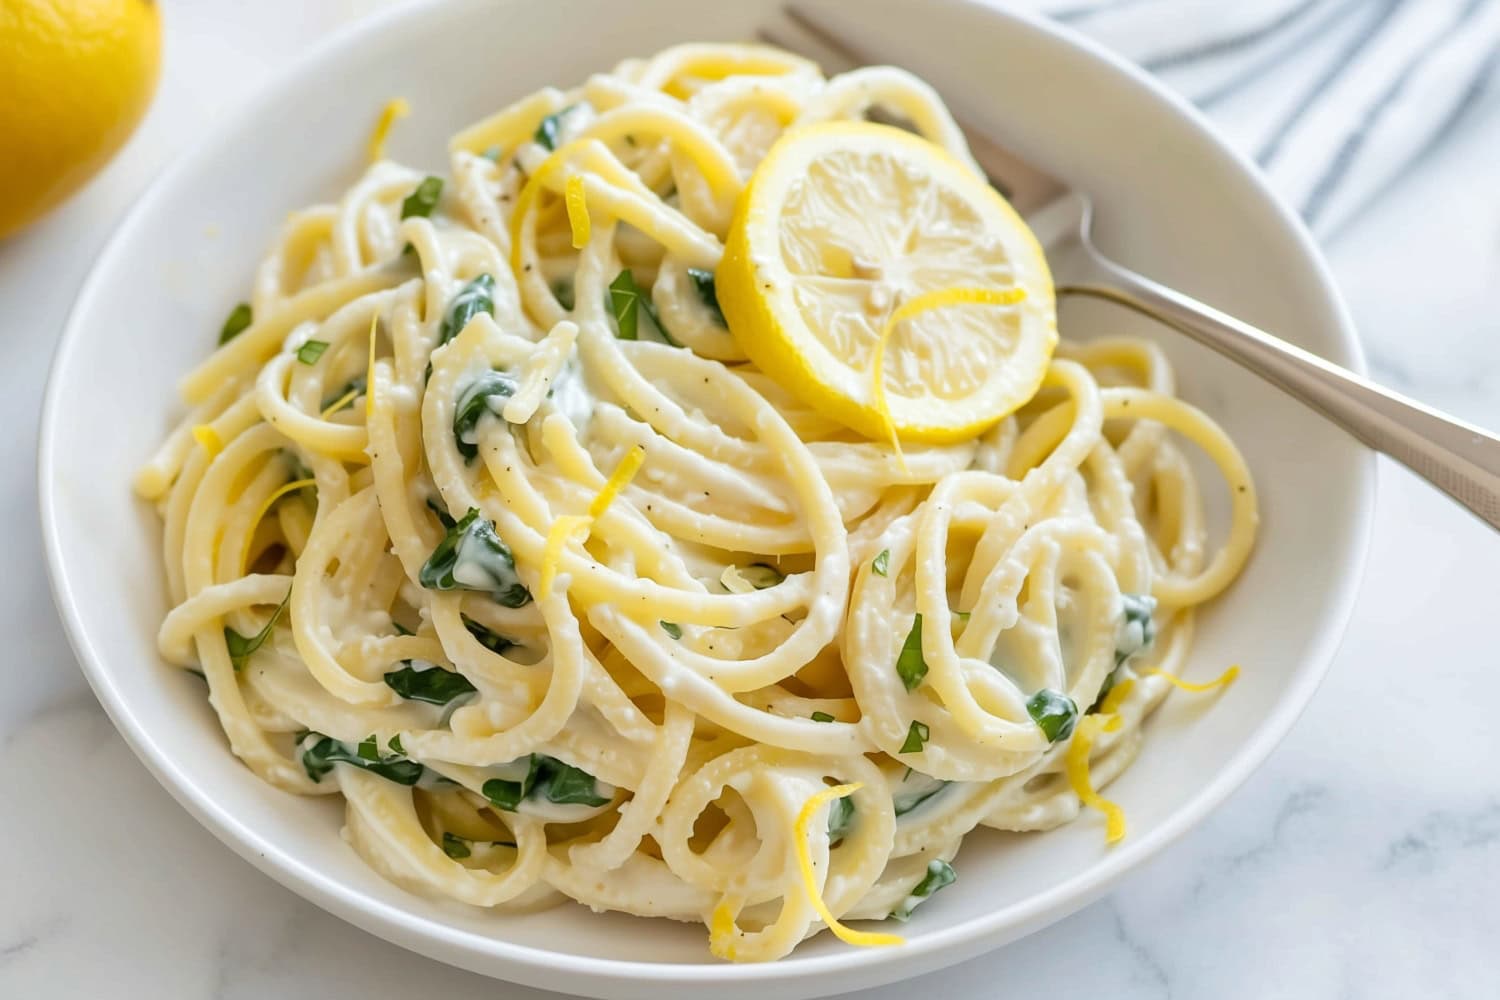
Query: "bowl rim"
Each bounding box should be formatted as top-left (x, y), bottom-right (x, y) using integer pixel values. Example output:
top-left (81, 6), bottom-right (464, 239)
top-left (38, 0), bottom-right (1376, 991)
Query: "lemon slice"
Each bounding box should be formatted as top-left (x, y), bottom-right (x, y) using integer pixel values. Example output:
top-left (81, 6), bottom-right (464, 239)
top-left (716, 121), bottom-right (1056, 443)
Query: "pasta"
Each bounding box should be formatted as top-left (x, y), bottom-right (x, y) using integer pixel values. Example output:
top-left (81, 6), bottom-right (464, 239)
top-left (137, 43), bottom-right (1258, 962)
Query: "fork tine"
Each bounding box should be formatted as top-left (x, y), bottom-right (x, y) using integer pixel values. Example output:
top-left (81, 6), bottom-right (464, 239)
top-left (770, 3), bottom-right (1068, 215)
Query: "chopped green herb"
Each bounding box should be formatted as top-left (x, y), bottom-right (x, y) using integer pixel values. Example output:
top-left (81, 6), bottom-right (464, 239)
top-left (223, 589), bottom-right (291, 671)
top-left (389, 734), bottom-right (404, 755)
top-left (383, 661), bottom-right (478, 706)
top-left (441, 832), bottom-right (471, 859)
top-left (811, 711), bottom-right (835, 723)
top-left (419, 508), bottom-right (532, 607)
top-left (872, 549), bottom-right (891, 576)
top-left (1090, 668), bottom-right (1123, 714)
top-left (739, 563), bottom-right (784, 589)
top-left (320, 375), bottom-right (365, 413)
top-left (893, 773), bottom-right (948, 816)
top-left (827, 795), bottom-right (855, 842)
top-left (533, 105), bottom-right (576, 151)
top-left (481, 754), bottom-right (610, 812)
top-left (453, 369), bottom-right (519, 461)
top-left (899, 720), bottom-right (930, 754)
top-left (358, 734), bottom-right (380, 761)
top-left (282, 449), bottom-right (314, 482)
top-left (296, 339), bottom-right (329, 365)
top-left (686, 267), bottom-right (726, 326)
top-left (552, 276), bottom-right (576, 311)
top-left (889, 859), bottom-right (956, 921)
top-left (463, 614), bottom-right (517, 655)
top-left (400, 176), bottom-right (444, 219)
top-left (896, 614), bottom-right (927, 691)
top-left (218, 302), bottom-right (253, 345)
top-left (1116, 592), bottom-right (1157, 666)
top-left (1026, 688), bottom-right (1079, 743)
top-left (607, 269), bottom-right (660, 341)
top-left (300, 732), bottom-right (425, 785)
top-left (660, 621), bottom-right (683, 639)
top-left (425, 495), bottom-right (456, 530)
top-left (437, 273), bottom-right (496, 347)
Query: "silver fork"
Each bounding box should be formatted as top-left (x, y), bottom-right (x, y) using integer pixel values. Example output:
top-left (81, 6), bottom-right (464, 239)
top-left (764, 5), bottom-right (1500, 532)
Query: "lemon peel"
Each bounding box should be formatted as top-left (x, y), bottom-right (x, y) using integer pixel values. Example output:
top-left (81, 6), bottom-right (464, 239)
top-left (793, 783), bottom-right (904, 949)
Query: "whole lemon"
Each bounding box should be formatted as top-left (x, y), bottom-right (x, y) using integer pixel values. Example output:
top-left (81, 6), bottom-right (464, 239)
top-left (0, 0), bottom-right (162, 239)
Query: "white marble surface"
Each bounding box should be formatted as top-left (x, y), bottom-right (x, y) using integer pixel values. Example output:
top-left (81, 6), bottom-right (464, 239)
top-left (5, 3), bottom-right (1500, 997)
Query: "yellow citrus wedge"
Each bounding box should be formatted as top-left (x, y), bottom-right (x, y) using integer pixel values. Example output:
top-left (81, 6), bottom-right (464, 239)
top-left (0, 0), bottom-right (162, 239)
top-left (716, 121), bottom-right (1056, 443)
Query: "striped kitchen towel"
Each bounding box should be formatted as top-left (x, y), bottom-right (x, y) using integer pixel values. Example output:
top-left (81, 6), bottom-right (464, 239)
top-left (1015, 0), bottom-right (1500, 235)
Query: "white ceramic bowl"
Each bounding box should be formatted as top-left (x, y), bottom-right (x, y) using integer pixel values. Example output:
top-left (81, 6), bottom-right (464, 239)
top-left (38, 1), bottom-right (1375, 997)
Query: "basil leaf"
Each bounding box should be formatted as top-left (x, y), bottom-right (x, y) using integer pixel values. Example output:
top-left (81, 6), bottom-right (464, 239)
top-left (1090, 668), bottom-right (1123, 714)
top-left (388, 734), bottom-right (404, 755)
top-left (462, 615), bottom-right (517, 655)
top-left (535, 757), bottom-right (611, 806)
top-left (481, 758), bottom-right (537, 811)
top-left (425, 495), bottom-right (456, 530)
top-left (827, 795), bottom-right (855, 843)
top-left (660, 621), bottom-right (682, 639)
top-left (418, 507), bottom-right (532, 607)
top-left (872, 549), bottom-right (890, 576)
top-left (401, 176), bottom-right (444, 220)
top-left (889, 859), bottom-right (956, 921)
top-left (1026, 688), bottom-right (1079, 743)
top-left (224, 590), bottom-right (291, 671)
top-left (296, 340), bottom-right (329, 365)
top-left (481, 754), bottom-right (610, 811)
top-left (437, 273), bottom-right (496, 348)
top-left (1116, 592), bottom-right (1157, 666)
top-left (551, 277), bottom-right (575, 311)
top-left (811, 711), bottom-right (835, 723)
top-left (383, 662), bottom-right (477, 706)
top-left (320, 375), bottom-right (365, 413)
top-left (282, 448), bottom-right (314, 482)
top-left (453, 370), bottom-right (519, 462)
top-left (608, 269), bottom-right (646, 340)
top-left (533, 105), bottom-right (576, 151)
top-left (893, 773), bottom-right (948, 816)
top-left (896, 614), bottom-right (927, 691)
top-left (686, 267), bottom-right (726, 327)
top-left (218, 302), bottom-right (252, 344)
top-left (899, 720), bottom-right (929, 754)
top-left (607, 269), bottom-right (674, 344)
top-left (300, 732), bottom-right (425, 785)
top-left (739, 563), bottom-right (783, 589)
top-left (441, 832), bottom-right (471, 859)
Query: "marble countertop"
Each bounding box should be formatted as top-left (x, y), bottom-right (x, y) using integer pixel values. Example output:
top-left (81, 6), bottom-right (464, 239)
top-left (4, 3), bottom-right (1498, 998)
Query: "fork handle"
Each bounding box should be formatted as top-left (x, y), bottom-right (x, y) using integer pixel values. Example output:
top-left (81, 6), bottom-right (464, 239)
top-left (1060, 249), bottom-right (1500, 531)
